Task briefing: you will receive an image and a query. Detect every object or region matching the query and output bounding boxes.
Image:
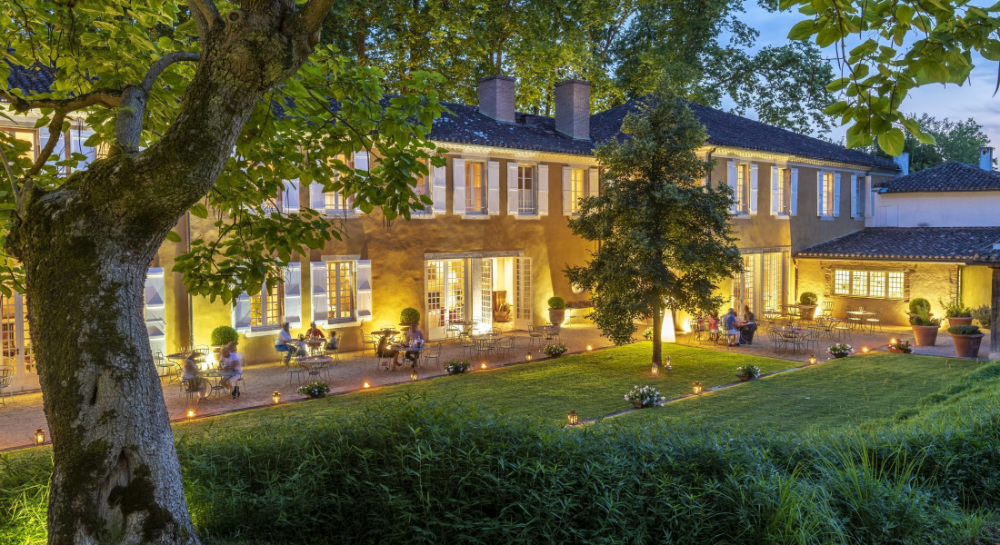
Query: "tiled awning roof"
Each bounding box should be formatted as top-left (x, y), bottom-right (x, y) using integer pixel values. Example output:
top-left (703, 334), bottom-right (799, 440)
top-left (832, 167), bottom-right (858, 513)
top-left (878, 161), bottom-right (1000, 193)
top-left (796, 227), bottom-right (1000, 263)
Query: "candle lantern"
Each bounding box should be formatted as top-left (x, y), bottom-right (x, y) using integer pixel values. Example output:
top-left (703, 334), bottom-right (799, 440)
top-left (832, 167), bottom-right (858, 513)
top-left (567, 409), bottom-right (579, 426)
top-left (272, 391), bottom-right (281, 404)
top-left (34, 428), bottom-right (45, 445)
top-left (651, 363), bottom-right (659, 377)
top-left (808, 354), bottom-right (817, 365)
top-left (526, 353), bottom-right (533, 362)
top-left (410, 370), bottom-right (419, 381)
top-left (665, 356), bottom-right (672, 370)
top-left (363, 381), bottom-right (371, 389)
top-left (693, 382), bottom-right (703, 395)
top-left (186, 409), bottom-right (195, 419)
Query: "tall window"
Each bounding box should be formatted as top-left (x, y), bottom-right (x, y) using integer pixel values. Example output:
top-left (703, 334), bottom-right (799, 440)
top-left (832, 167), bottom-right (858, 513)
top-left (465, 161), bottom-right (486, 214)
top-left (570, 168), bottom-right (586, 214)
top-left (821, 172), bottom-right (836, 216)
top-left (762, 252), bottom-right (784, 311)
top-left (0, 128), bottom-right (38, 161)
top-left (735, 164), bottom-right (750, 214)
top-left (413, 168), bottom-right (432, 215)
top-left (733, 254), bottom-right (755, 312)
top-left (853, 176), bottom-right (865, 218)
top-left (326, 154), bottom-right (355, 212)
top-left (833, 269), bottom-right (904, 300)
top-left (250, 284), bottom-right (284, 328)
top-left (327, 261), bottom-right (355, 322)
top-left (776, 168), bottom-right (790, 214)
top-left (518, 165), bottom-right (536, 214)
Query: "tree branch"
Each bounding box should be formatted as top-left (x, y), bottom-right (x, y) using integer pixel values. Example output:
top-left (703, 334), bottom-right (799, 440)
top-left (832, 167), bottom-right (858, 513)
top-left (296, 0), bottom-right (336, 45)
top-left (0, 87), bottom-right (123, 114)
top-left (28, 110), bottom-right (66, 176)
top-left (141, 51), bottom-right (200, 93)
top-left (187, 0), bottom-right (221, 43)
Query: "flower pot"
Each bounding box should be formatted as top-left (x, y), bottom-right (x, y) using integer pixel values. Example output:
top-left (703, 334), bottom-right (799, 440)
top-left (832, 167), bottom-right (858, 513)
top-left (947, 316), bottom-right (973, 327)
top-left (798, 305), bottom-right (817, 320)
top-left (306, 393), bottom-right (325, 399)
top-left (831, 352), bottom-right (849, 359)
top-left (911, 325), bottom-right (939, 346)
top-left (888, 346), bottom-right (910, 354)
top-left (629, 400), bottom-right (644, 409)
top-left (548, 308), bottom-right (566, 326)
top-left (950, 333), bottom-right (984, 358)
top-left (736, 374), bottom-right (750, 382)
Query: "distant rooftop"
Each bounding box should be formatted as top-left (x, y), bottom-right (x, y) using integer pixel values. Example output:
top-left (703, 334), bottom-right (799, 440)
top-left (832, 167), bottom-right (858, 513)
top-left (797, 227), bottom-right (1000, 263)
top-left (878, 161), bottom-right (1000, 194)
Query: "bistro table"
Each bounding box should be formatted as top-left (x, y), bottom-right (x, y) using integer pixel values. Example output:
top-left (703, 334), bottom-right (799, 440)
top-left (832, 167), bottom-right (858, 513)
top-left (776, 326), bottom-right (810, 353)
top-left (391, 343), bottom-right (425, 368)
top-left (201, 369), bottom-right (229, 399)
top-left (302, 337), bottom-right (326, 356)
top-left (297, 355), bottom-right (333, 379)
top-left (846, 310), bottom-right (875, 331)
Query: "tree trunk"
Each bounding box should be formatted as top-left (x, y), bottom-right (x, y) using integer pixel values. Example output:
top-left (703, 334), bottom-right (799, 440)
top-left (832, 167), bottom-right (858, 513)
top-left (651, 305), bottom-right (663, 367)
top-left (12, 189), bottom-right (197, 544)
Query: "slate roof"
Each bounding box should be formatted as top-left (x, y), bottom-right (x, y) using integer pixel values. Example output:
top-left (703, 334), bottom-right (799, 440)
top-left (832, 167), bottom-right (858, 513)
top-left (878, 161), bottom-right (1000, 193)
top-left (429, 101), bottom-right (594, 156)
top-left (796, 227), bottom-right (1000, 263)
top-left (591, 99), bottom-right (898, 171)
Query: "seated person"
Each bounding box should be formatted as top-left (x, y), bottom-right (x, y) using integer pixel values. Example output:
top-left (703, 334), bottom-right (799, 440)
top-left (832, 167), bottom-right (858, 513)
top-left (739, 305), bottom-right (757, 345)
top-left (375, 333), bottom-right (398, 368)
top-left (707, 312), bottom-right (720, 339)
top-left (324, 331), bottom-right (339, 351)
top-left (275, 322), bottom-right (303, 364)
top-left (219, 342), bottom-right (244, 399)
top-left (723, 308), bottom-right (740, 346)
top-left (306, 321), bottom-right (325, 339)
top-left (392, 324), bottom-right (425, 369)
top-left (181, 354), bottom-right (207, 399)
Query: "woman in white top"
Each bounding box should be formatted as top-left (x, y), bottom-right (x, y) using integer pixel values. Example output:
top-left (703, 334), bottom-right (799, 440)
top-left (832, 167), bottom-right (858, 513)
top-left (219, 342), bottom-right (244, 398)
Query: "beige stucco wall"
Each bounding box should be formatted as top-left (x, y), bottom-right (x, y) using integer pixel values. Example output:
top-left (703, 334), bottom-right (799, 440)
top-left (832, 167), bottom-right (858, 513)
top-left (962, 265), bottom-right (993, 311)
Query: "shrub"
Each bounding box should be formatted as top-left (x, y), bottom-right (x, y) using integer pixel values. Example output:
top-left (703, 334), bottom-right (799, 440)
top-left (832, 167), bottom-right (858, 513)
top-left (939, 299), bottom-right (971, 318)
top-left (444, 360), bottom-right (469, 375)
top-left (909, 310), bottom-right (940, 327)
top-left (799, 292), bottom-right (818, 306)
top-left (947, 325), bottom-right (981, 335)
top-left (908, 297), bottom-right (931, 316)
top-left (543, 343), bottom-right (567, 357)
top-left (210, 325), bottom-right (239, 346)
top-left (971, 304), bottom-right (991, 329)
top-left (547, 296), bottom-right (566, 309)
top-left (737, 364), bottom-right (761, 379)
top-left (399, 307), bottom-right (421, 325)
top-left (642, 326), bottom-right (654, 340)
top-left (297, 381), bottom-right (330, 399)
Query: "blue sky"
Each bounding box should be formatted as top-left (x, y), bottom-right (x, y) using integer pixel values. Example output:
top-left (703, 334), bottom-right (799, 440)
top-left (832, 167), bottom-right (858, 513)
top-left (726, 4), bottom-right (999, 148)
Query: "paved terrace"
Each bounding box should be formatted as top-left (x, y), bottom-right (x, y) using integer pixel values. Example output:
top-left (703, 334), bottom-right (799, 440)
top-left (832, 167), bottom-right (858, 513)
top-left (2, 321), bottom-right (990, 451)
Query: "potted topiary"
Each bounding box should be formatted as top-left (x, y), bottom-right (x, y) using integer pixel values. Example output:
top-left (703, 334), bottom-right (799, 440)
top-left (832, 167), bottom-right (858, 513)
top-left (210, 325), bottom-right (240, 356)
top-left (399, 307), bottom-right (421, 328)
top-left (908, 298), bottom-right (940, 346)
top-left (940, 299), bottom-right (973, 327)
top-left (798, 292), bottom-right (818, 320)
top-left (948, 325), bottom-right (984, 358)
top-left (548, 296), bottom-right (566, 326)
top-left (971, 304), bottom-right (991, 331)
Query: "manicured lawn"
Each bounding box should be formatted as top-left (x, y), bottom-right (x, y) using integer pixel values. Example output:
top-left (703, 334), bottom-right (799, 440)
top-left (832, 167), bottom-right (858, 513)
top-left (179, 343), bottom-right (792, 433)
top-left (611, 352), bottom-right (984, 434)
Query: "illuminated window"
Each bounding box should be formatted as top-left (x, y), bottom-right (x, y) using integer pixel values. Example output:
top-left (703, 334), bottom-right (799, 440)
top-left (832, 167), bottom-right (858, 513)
top-left (762, 252), bottom-right (784, 310)
top-left (570, 168), bottom-right (586, 214)
top-left (733, 254), bottom-right (755, 312)
top-left (465, 161), bottom-right (486, 214)
top-left (821, 172), bottom-right (836, 216)
top-left (776, 168), bottom-right (791, 214)
top-left (833, 269), bottom-right (904, 299)
top-left (327, 261), bottom-right (355, 322)
top-left (735, 164), bottom-right (750, 214)
top-left (250, 283), bottom-right (284, 328)
top-left (517, 165), bottom-right (536, 214)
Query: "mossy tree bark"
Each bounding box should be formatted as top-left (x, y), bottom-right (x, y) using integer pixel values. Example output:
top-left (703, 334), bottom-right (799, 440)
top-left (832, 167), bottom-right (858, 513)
top-left (5, 2), bottom-right (332, 543)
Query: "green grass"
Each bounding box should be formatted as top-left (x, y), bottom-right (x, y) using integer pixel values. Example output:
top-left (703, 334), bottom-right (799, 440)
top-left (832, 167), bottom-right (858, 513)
top-left (179, 343), bottom-right (791, 434)
top-left (612, 352), bottom-right (984, 434)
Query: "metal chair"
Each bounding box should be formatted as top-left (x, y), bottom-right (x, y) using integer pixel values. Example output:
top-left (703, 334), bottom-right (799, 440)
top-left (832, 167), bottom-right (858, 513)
top-left (543, 326), bottom-right (561, 345)
top-left (527, 325), bottom-right (545, 349)
top-left (360, 327), bottom-right (376, 354)
top-left (821, 300), bottom-right (834, 318)
top-left (0, 365), bottom-right (13, 407)
top-left (847, 307), bottom-right (864, 331)
top-left (496, 336), bottom-right (516, 361)
top-left (154, 351), bottom-right (177, 384)
top-left (767, 328), bottom-right (788, 354)
top-left (286, 356), bottom-right (306, 385)
top-left (865, 309), bottom-right (883, 333)
top-left (473, 337), bottom-right (495, 360)
top-left (421, 342), bottom-right (443, 370)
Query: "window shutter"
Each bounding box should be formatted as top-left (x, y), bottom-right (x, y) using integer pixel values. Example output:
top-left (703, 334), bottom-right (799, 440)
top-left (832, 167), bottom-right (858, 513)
top-left (727, 160), bottom-right (737, 213)
top-left (309, 182), bottom-right (326, 213)
top-left (588, 168), bottom-right (599, 198)
top-left (850, 174), bottom-right (858, 218)
top-left (232, 293), bottom-right (251, 333)
top-left (833, 172), bottom-right (841, 217)
top-left (282, 180), bottom-right (300, 213)
top-left (507, 162), bottom-right (519, 215)
top-left (432, 164), bottom-right (448, 215)
top-left (790, 168), bottom-right (799, 216)
top-left (816, 170), bottom-right (824, 217)
top-left (453, 158), bottom-right (466, 215)
top-left (487, 160), bottom-right (501, 215)
top-left (356, 260), bottom-right (372, 320)
top-left (310, 261), bottom-right (328, 325)
top-left (353, 151), bottom-right (368, 215)
top-left (537, 164), bottom-right (549, 216)
top-left (562, 166), bottom-right (573, 215)
top-left (748, 163), bottom-right (758, 215)
top-left (144, 268), bottom-right (166, 342)
top-left (865, 176), bottom-right (873, 218)
top-left (284, 263), bottom-right (302, 327)
top-left (770, 167), bottom-right (780, 215)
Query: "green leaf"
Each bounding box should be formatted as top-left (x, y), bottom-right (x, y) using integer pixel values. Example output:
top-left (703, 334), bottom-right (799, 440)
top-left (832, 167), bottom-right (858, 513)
top-left (787, 19), bottom-right (815, 40)
top-left (877, 128), bottom-right (906, 157)
top-left (166, 230), bottom-right (182, 243)
top-left (189, 202), bottom-right (209, 219)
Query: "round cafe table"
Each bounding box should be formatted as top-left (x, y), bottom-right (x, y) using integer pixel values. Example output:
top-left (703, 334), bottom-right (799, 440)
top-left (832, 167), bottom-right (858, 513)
top-left (201, 369), bottom-right (228, 398)
top-left (303, 338), bottom-right (325, 356)
top-left (298, 355), bottom-right (332, 379)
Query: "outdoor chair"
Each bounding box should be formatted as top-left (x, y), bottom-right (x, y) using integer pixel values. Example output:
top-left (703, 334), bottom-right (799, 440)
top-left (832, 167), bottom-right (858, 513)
top-left (445, 324), bottom-right (462, 341)
top-left (767, 328), bottom-right (788, 354)
top-left (832, 320), bottom-right (852, 342)
top-left (182, 377), bottom-right (206, 406)
top-left (460, 335), bottom-right (476, 358)
top-left (821, 300), bottom-right (834, 318)
top-left (421, 342), bottom-right (443, 370)
top-left (804, 326), bottom-right (822, 353)
top-left (474, 337), bottom-right (495, 360)
top-left (528, 325), bottom-right (545, 349)
top-left (496, 336), bottom-right (516, 360)
top-left (847, 307), bottom-right (864, 330)
top-left (323, 332), bottom-right (340, 362)
top-left (866, 309), bottom-right (884, 333)
top-left (543, 326), bottom-right (561, 344)
top-left (286, 356), bottom-right (306, 385)
top-left (154, 351), bottom-right (177, 384)
top-left (360, 328), bottom-right (376, 354)
top-left (491, 327), bottom-right (502, 336)
top-left (0, 365), bottom-right (13, 407)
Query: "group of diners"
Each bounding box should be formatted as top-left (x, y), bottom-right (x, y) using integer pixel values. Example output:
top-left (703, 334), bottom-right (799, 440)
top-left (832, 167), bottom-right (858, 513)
top-left (181, 341), bottom-right (244, 400)
top-left (695, 305), bottom-right (758, 347)
top-left (274, 321), bottom-right (340, 362)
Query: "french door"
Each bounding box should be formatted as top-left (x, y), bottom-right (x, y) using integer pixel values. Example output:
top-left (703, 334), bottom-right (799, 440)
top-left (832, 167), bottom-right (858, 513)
top-left (514, 257), bottom-right (532, 330)
top-left (1, 293), bottom-right (37, 393)
top-left (426, 259), bottom-right (467, 339)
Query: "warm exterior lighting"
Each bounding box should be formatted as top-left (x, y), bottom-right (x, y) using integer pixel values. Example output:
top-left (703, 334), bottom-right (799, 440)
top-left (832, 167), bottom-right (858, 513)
top-left (567, 410), bottom-right (579, 426)
top-left (586, 345), bottom-right (593, 352)
top-left (34, 428), bottom-right (44, 445)
top-left (272, 391), bottom-right (281, 404)
top-left (808, 354), bottom-right (817, 365)
top-left (665, 356), bottom-right (672, 370)
top-left (526, 353), bottom-right (533, 362)
top-left (410, 370), bottom-right (418, 381)
top-left (890, 338), bottom-right (898, 346)
top-left (692, 382), bottom-right (703, 395)
top-left (480, 362), bottom-right (488, 369)
top-left (363, 381), bottom-right (371, 389)
top-left (862, 346), bottom-right (870, 354)
top-left (651, 363), bottom-right (659, 376)
top-left (186, 409), bottom-right (195, 419)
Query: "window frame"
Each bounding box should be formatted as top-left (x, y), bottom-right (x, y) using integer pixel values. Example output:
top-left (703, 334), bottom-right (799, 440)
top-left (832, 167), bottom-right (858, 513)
top-left (516, 164), bottom-right (537, 215)
top-left (464, 160), bottom-right (487, 215)
top-left (821, 172), bottom-right (836, 217)
top-left (776, 168), bottom-right (790, 215)
top-left (248, 277), bottom-right (285, 331)
top-left (326, 260), bottom-right (357, 323)
top-left (570, 167), bottom-right (586, 215)
top-left (735, 163), bottom-right (750, 215)
top-left (832, 268), bottom-right (905, 300)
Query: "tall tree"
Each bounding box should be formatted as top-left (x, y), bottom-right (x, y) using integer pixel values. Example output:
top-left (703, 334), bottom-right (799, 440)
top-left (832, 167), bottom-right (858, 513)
top-left (565, 91), bottom-right (741, 367)
top-left (0, 2), bottom-right (444, 543)
top-left (862, 114), bottom-right (993, 172)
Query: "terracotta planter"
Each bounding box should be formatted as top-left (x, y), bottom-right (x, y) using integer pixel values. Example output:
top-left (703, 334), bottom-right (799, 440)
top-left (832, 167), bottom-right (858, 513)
top-left (911, 325), bottom-right (939, 346)
top-left (947, 316), bottom-right (973, 327)
top-left (548, 308), bottom-right (566, 326)
top-left (736, 374), bottom-right (750, 382)
top-left (798, 305), bottom-right (817, 320)
top-left (951, 333), bottom-right (984, 358)
top-left (629, 400), bottom-right (644, 409)
top-left (832, 352), bottom-right (849, 359)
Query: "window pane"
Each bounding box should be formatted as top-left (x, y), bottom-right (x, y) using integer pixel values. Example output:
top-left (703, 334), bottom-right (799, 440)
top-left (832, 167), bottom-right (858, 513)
top-left (834, 270), bottom-right (850, 295)
top-left (571, 168), bottom-right (585, 213)
top-left (736, 165), bottom-right (747, 212)
top-left (762, 253), bottom-right (783, 310)
top-left (851, 271), bottom-right (868, 296)
top-left (778, 169), bottom-right (789, 214)
top-left (518, 165), bottom-right (535, 214)
top-left (869, 272), bottom-right (886, 298)
top-left (888, 272), bottom-right (904, 299)
top-left (466, 162), bottom-right (485, 213)
top-left (327, 261), bottom-right (355, 321)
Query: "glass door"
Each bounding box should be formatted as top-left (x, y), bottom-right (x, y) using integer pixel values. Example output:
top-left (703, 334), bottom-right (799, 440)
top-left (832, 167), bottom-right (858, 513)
top-left (514, 257), bottom-right (532, 330)
top-left (425, 259), bottom-right (468, 340)
top-left (2, 293), bottom-right (37, 393)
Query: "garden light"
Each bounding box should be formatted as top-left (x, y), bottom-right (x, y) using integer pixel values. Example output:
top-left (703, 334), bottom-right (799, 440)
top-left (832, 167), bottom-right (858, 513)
top-left (651, 363), bottom-right (659, 376)
top-left (526, 353), bottom-right (533, 362)
top-left (363, 381), bottom-right (371, 389)
top-left (862, 346), bottom-right (870, 354)
top-left (34, 428), bottom-right (44, 445)
top-left (410, 370), bottom-right (419, 381)
top-left (586, 345), bottom-right (593, 352)
top-left (692, 382), bottom-right (703, 395)
top-left (567, 410), bottom-right (579, 426)
top-left (272, 391), bottom-right (281, 404)
top-left (890, 338), bottom-right (898, 346)
top-left (186, 409), bottom-right (195, 419)
top-left (808, 354), bottom-right (817, 365)
top-left (665, 356), bottom-right (672, 370)
top-left (481, 362), bottom-right (488, 369)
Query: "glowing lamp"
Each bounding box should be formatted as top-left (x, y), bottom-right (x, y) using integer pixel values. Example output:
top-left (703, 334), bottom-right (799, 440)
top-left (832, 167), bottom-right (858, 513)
top-left (862, 346), bottom-right (870, 354)
top-left (526, 353), bottom-right (533, 362)
top-left (586, 345), bottom-right (593, 352)
top-left (480, 362), bottom-right (488, 370)
top-left (890, 338), bottom-right (898, 346)
top-left (363, 381), bottom-right (371, 389)
top-left (651, 363), bottom-right (660, 377)
top-left (410, 370), bottom-right (418, 381)
top-left (567, 410), bottom-right (579, 426)
top-left (693, 382), bottom-right (703, 395)
top-left (186, 409), bottom-right (195, 419)
top-left (34, 428), bottom-right (45, 445)
top-left (808, 354), bottom-right (817, 365)
top-left (272, 391), bottom-right (281, 404)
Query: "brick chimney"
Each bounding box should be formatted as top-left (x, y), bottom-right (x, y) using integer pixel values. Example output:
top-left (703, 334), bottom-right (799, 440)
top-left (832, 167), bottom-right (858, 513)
top-left (554, 79), bottom-right (591, 140)
top-left (893, 152), bottom-right (909, 176)
top-left (980, 146), bottom-right (994, 171)
top-left (478, 75), bottom-right (516, 123)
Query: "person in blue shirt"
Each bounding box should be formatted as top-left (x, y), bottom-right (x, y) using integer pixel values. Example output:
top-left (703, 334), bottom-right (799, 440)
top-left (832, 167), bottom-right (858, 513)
top-left (723, 308), bottom-right (740, 346)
